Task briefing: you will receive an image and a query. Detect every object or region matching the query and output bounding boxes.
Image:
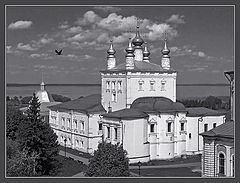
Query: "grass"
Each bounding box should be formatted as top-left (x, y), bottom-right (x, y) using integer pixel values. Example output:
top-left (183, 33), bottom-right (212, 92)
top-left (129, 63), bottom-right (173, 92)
top-left (59, 145), bottom-right (93, 159)
top-left (131, 167), bottom-right (201, 177)
top-left (130, 154), bottom-right (201, 166)
top-left (54, 155), bottom-right (87, 177)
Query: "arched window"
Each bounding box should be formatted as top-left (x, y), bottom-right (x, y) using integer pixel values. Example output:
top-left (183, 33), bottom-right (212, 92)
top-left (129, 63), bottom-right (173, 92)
top-left (219, 153), bottom-right (225, 176)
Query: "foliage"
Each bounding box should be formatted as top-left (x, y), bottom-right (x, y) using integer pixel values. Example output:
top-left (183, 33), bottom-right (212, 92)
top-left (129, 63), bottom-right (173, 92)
top-left (178, 96), bottom-right (226, 110)
top-left (52, 94), bottom-right (71, 102)
top-left (86, 142), bottom-right (130, 177)
top-left (6, 96), bottom-right (20, 107)
top-left (6, 105), bottom-right (27, 140)
top-left (6, 138), bottom-right (39, 177)
top-left (20, 96), bottom-right (32, 104)
top-left (17, 93), bottom-right (60, 176)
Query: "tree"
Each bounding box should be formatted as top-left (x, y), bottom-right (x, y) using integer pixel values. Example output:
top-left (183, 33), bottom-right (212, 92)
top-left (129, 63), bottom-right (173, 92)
top-left (86, 142), bottom-right (130, 177)
top-left (52, 94), bottom-right (71, 102)
top-left (17, 93), bottom-right (59, 176)
top-left (6, 105), bottom-right (27, 140)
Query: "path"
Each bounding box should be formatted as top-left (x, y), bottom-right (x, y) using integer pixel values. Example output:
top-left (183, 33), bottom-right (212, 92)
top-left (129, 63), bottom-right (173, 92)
top-left (59, 150), bottom-right (89, 165)
top-left (129, 162), bottom-right (200, 169)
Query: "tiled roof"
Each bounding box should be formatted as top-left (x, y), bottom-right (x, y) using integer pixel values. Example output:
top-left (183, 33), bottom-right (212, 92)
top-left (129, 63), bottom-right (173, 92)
top-left (102, 108), bottom-right (149, 120)
top-left (101, 60), bottom-right (176, 73)
top-left (200, 121), bottom-right (234, 138)
top-left (186, 107), bottom-right (226, 117)
top-left (48, 94), bottom-right (106, 114)
top-left (131, 97), bottom-right (186, 113)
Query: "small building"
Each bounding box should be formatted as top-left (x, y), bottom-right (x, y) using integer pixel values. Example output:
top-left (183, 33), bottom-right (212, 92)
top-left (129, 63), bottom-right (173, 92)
top-left (200, 121), bottom-right (234, 177)
top-left (48, 94), bottom-right (106, 154)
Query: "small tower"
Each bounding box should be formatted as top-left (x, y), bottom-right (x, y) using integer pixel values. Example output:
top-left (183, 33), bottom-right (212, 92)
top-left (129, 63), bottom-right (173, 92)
top-left (132, 25), bottom-right (144, 61)
top-left (161, 37), bottom-right (171, 70)
top-left (40, 81), bottom-right (45, 91)
top-left (143, 42), bottom-right (150, 62)
top-left (107, 40), bottom-right (116, 70)
top-left (125, 38), bottom-right (135, 70)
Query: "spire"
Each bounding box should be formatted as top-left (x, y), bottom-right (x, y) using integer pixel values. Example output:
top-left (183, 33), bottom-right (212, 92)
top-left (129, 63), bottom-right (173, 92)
top-left (125, 38), bottom-right (135, 70)
top-left (40, 72), bottom-right (45, 90)
top-left (161, 33), bottom-right (171, 70)
top-left (107, 40), bottom-right (116, 70)
top-left (132, 25), bottom-right (144, 47)
top-left (143, 42), bottom-right (150, 62)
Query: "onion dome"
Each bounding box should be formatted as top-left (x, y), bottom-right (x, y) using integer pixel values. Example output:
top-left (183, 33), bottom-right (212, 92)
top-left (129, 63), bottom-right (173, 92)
top-left (161, 38), bottom-right (170, 57)
top-left (125, 38), bottom-right (134, 57)
top-left (107, 40), bottom-right (116, 58)
top-left (143, 42), bottom-right (150, 61)
top-left (132, 26), bottom-right (144, 47)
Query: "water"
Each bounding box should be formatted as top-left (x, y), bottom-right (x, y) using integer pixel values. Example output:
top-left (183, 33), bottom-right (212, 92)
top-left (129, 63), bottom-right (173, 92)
top-left (6, 84), bottom-right (230, 100)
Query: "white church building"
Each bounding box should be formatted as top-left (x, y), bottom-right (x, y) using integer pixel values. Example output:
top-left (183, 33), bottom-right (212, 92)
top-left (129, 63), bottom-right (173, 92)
top-left (48, 26), bottom-right (226, 163)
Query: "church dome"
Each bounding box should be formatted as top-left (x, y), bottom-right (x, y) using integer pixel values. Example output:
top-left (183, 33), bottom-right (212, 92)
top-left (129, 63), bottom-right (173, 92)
top-left (131, 97), bottom-right (186, 113)
top-left (35, 82), bottom-right (55, 103)
top-left (132, 26), bottom-right (144, 47)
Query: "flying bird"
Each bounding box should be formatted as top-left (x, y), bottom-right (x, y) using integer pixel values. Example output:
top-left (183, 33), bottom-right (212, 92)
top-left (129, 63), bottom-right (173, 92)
top-left (55, 49), bottom-right (63, 55)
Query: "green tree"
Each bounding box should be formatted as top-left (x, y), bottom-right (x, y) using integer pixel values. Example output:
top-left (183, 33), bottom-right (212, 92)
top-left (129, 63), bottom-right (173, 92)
top-left (86, 142), bottom-right (130, 177)
top-left (17, 93), bottom-right (59, 176)
top-left (52, 94), bottom-right (71, 102)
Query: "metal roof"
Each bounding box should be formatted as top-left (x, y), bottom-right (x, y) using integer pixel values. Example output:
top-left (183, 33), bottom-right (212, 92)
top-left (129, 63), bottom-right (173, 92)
top-left (186, 107), bottom-right (226, 117)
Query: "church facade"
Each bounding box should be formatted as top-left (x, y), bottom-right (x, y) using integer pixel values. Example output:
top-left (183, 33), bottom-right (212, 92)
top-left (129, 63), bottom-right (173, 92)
top-left (48, 26), bottom-right (226, 163)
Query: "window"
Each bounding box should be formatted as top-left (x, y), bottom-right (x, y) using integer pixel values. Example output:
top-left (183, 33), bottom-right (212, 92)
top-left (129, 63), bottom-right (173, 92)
top-left (68, 138), bottom-right (71, 145)
top-left (67, 118), bottom-right (71, 128)
top-left (112, 81), bottom-right (116, 90)
top-left (106, 81), bottom-right (110, 90)
top-left (62, 117), bottom-right (65, 125)
top-left (150, 124), bottom-right (155, 133)
top-left (117, 81), bottom-right (122, 90)
top-left (99, 123), bottom-right (102, 131)
top-left (189, 133), bottom-right (192, 139)
top-left (81, 121), bottom-right (84, 130)
top-left (219, 153), bottom-right (225, 175)
top-left (75, 139), bottom-right (79, 147)
top-left (80, 140), bottom-right (83, 148)
top-left (180, 123), bottom-right (185, 131)
top-left (161, 80), bottom-right (166, 91)
top-left (138, 80), bottom-right (144, 91)
top-left (112, 92), bottom-right (116, 102)
top-left (204, 124), bottom-right (208, 132)
top-left (150, 80), bottom-right (155, 91)
top-left (213, 123), bottom-right (217, 128)
top-left (232, 155), bottom-right (234, 176)
top-left (74, 120), bottom-right (77, 129)
top-left (107, 127), bottom-right (110, 138)
top-left (114, 128), bottom-right (118, 140)
top-left (167, 123), bottom-right (172, 132)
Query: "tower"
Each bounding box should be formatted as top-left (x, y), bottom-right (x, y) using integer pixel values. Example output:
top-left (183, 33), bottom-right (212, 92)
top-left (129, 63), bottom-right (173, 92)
top-left (132, 25), bottom-right (144, 61)
top-left (143, 42), bottom-right (150, 62)
top-left (125, 38), bottom-right (135, 70)
top-left (161, 37), bottom-right (171, 70)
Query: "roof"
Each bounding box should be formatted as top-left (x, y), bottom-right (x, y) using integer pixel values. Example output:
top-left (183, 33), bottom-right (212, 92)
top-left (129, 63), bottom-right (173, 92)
top-left (200, 121), bottom-right (234, 139)
top-left (102, 108), bottom-right (149, 120)
top-left (131, 97), bottom-right (186, 113)
top-left (186, 107), bottom-right (226, 117)
top-left (100, 60), bottom-right (176, 73)
top-left (48, 94), bottom-right (106, 114)
top-left (36, 90), bottom-right (55, 103)
top-left (20, 102), bottom-right (61, 114)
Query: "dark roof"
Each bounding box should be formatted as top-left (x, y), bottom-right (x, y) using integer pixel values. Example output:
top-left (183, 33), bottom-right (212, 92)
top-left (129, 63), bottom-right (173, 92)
top-left (48, 94), bottom-right (106, 114)
top-left (186, 107), bottom-right (226, 117)
top-left (200, 121), bottom-right (234, 139)
top-left (100, 60), bottom-right (176, 73)
top-left (102, 108), bottom-right (149, 120)
top-left (131, 97), bottom-right (186, 113)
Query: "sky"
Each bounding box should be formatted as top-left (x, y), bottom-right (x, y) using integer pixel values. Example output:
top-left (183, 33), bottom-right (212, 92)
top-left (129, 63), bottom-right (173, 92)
top-left (6, 6), bottom-right (234, 84)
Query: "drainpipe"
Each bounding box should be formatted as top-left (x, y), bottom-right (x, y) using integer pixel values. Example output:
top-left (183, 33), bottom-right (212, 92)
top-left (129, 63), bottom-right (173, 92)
top-left (198, 117), bottom-right (203, 152)
top-left (119, 119), bottom-right (123, 145)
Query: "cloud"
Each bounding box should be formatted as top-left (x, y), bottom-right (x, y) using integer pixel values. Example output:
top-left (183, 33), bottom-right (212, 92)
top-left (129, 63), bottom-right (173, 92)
top-left (66, 26), bottom-right (83, 34)
top-left (58, 21), bottom-right (69, 29)
top-left (6, 45), bottom-right (21, 54)
top-left (84, 54), bottom-right (94, 60)
top-left (33, 65), bottom-right (58, 69)
top-left (166, 14), bottom-right (185, 24)
top-left (93, 6), bottom-right (121, 13)
top-left (8, 20), bottom-right (33, 30)
top-left (17, 43), bottom-right (37, 51)
top-left (30, 53), bottom-right (49, 58)
top-left (75, 11), bottom-right (101, 26)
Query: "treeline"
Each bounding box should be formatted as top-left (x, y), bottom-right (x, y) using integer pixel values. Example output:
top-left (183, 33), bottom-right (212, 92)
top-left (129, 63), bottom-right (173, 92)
top-left (177, 96), bottom-right (229, 110)
top-left (6, 94), bottom-right (71, 107)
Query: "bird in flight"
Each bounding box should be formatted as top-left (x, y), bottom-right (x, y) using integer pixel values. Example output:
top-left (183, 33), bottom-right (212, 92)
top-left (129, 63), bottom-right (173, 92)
top-left (55, 49), bottom-right (63, 55)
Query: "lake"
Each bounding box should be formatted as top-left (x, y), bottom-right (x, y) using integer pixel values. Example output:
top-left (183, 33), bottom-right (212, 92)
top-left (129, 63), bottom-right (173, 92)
top-left (6, 84), bottom-right (230, 100)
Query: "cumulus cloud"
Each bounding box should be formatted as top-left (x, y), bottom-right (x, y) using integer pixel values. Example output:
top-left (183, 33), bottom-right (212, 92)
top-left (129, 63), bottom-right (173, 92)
top-left (17, 43), bottom-right (37, 51)
top-left (166, 14), bottom-right (185, 24)
top-left (58, 21), bottom-right (69, 29)
top-left (6, 45), bottom-right (22, 54)
top-left (66, 26), bottom-right (83, 34)
top-left (30, 53), bottom-right (49, 58)
top-left (93, 6), bottom-right (121, 13)
top-left (8, 20), bottom-right (33, 30)
top-left (75, 11), bottom-right (101, 26)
